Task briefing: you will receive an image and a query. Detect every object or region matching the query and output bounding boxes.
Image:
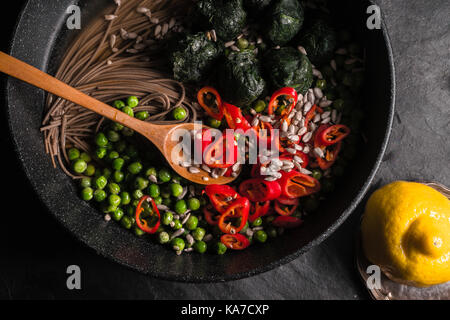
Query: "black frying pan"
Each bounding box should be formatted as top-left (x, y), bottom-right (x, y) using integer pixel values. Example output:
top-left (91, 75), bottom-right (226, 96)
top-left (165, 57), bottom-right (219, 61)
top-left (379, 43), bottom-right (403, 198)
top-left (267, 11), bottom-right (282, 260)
top-left (5, 0), bottom-right (394, 282)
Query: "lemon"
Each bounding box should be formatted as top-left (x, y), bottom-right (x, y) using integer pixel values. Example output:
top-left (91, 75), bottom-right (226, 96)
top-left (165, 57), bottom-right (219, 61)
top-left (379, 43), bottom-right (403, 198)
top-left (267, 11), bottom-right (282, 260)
top-left (361, 181), bottom-right (450, 287)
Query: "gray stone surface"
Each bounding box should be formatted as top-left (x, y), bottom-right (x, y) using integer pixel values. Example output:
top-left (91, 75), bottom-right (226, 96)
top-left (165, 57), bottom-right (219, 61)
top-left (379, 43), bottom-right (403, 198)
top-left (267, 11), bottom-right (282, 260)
top-left (0, 0), bottom-right (449, 299)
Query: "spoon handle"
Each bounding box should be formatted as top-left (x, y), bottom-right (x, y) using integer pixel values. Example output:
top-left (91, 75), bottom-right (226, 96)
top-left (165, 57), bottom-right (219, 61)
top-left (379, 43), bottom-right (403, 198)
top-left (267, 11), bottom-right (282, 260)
top-left (0, 51), bottom-right (148, 135)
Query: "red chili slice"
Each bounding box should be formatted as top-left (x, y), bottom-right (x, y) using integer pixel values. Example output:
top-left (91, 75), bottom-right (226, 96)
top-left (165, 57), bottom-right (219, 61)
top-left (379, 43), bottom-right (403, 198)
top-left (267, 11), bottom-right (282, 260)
top-left (268, 87), bottom-right (298, 117)
top-left (197, 87), bottom-right (224, 120)
top-left (135, 196), bottom-right (160, 234)
top-left (274, 198), bottom-right (299, 216)
top-left (279, 171), bottom-right (321, 198)
top-left (221, 234), bottom-right (250, 250)
top-left (303, 105), bottom-right (324, 132)
top-left (317, 124), bottom-right (351, 146)
top-left (249, 201), bottom-right (271, 222)
top-left (239, 178), bottom-right (282, 202)
top-left (223, 102), bottom-right (252, 131)
top-left (272, 216), bottom-right (303, 228)
top-left (203, 131), bottom-right (238, 168)
top-left (218, 197), bottom-right (250, 234)
top-left (315, 141), bottom-right (342, 170)
top-left (203, 205), bottom-right (221, 226)
top-left (204, 184), bottom-right (240, 213)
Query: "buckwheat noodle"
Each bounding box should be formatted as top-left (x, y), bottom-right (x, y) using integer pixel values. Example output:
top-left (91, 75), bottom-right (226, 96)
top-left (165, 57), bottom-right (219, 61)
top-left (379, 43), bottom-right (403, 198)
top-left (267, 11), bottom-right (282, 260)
top-left (41, 0), bottom-right (199, 179)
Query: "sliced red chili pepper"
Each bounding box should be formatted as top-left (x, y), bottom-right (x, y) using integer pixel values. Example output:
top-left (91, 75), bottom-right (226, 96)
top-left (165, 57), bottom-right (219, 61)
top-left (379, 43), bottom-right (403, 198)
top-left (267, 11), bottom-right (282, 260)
top-left (239, 178), bottom-right (282, 202)
top-left (204, 184), bottom-right (240, 213)
top-left (218, 197), bottom-right (250, 234)
top-left (135, 196), bottom-right (160, 234)
top-left (277, 195), bottom-right (300, 205)
top-left (249, 201), bottom-right (271, 222)
top-left (268, 87), bottom-right (298, 117)
top-left (223, 102), bottom-right (251, 131)
top-left (317, 124), bottom-right (350, 146)
top-left (280, 152), bottom-right (309, 169)
top-left (279, 171), bottom-right (321, 198)
top-left (252, 121), bottom-right (281, 152)
top-left (203, 131), bottom-right (238, 168)
top-left (272, 216), bottom-right (303, 228)
top-left (303, 105), bottom-right (324, 133)
top-left (221, 234), bottom-right (250, 250)
top-left (274, 198), bottom-right (299, 216)
top-left (315, 141), bottom-right (342, 170)
top-left (197, 87), bottom-right (223, 120)
top-left (203, 205), bottom-right (221, 225)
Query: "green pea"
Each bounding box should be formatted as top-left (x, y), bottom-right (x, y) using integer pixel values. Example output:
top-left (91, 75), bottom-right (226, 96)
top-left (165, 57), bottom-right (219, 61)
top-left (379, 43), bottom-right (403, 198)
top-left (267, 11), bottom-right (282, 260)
top-left (208, 117), bottom-right (222, 129)
top-left (148, 184), bottom-right (160, 198)
top-left (80, 177), bottom-right (91, 188)
top-left (216, 242), bottom-right (227, 255)
top-left (107, 130), bottom-right (121, 143)
top-left (94, 176), bottom-right (108, 189)
top-left (85, 164), bottom-right (96, 177)
top-left (187, 198), bottom-right (200, 211)
top-left (131, 200), bottom-right (140, 208)
top-left (113, 170), bottom-right (124, 183)
top-left (115, 140), bottom-right (127, 153)
top-left (121, 127), bottom-right (134, 137)
top-left (108, 183), bottom-right (121, 195)
top-left (153, 196), bottom-right (163, 205)
top-left (95, 132), bottom-right (109, 147)
top-left (126, 206), bottom-right (135, 216)
top-left (237, 38), bottom-right (249, 50)
top-left (96, 147), bottom-right (107, 159)
top-left (158, 231), bottom-right (170, 244)
top-left (120, 216), bottom-right (133, 229)
top-left (192, 227), bottom-right (205, 241)
top-left (136, 111), bottom-right (149, 120)
top-left (81, 187), bottom-right (94, 201)
top-left (251, 217), bottom-right (263, 227)
top-left (112, 207), bottom-right (124, 221)
top-left (174, 200), bottom-right (187, 215)
top-left (171, 237), bottom-right (185, 251)
top-left (103, 168), bottom-right (112, 179)
top-left (316, 79), bottom-right (327, 90)
top-left (173, 219), bottom-right (182, 230)
top-left (120, 192), bottom-right (131, 205)
top-left (253, 100), bottom-right (267, 113)
top-left (185, 215), bottom-right (198, 231)
top-left (193, 241), bottom-right (207, 254)
top-left (267, 227), bottom-right (277, 238)
top-left (109, 194), bottom-right (121, 207)
top-left (145, 167), bottom-right (157, 178)
top-left (172, 107), bottom-right (187, 121)
top-left (162, 211), bottom-right (174, 225)
top-left (170, 183), bottom-right (183, 197)
top-left (108, 151), bottom-right (119, 162)
top-left (158, 168), bottom-right (171, 183)
top-left (133, 189), bottom-right (144, 200)
top-left (134, 177), bottom-right (149, 190)
top-left (113, 100), bottom-right (126, 109)
top-left (122, 106), bottom-right (134, 117)
top-left (94, 189), bottom-right (107, 202)
top-left (254, 230), bottom-right (268, 243)
top-left (134, 226), bottom-right (145, 236)
top-left (162, 198), bottom-right (172, 207)
top-left (111, 122), bottom-right (124, 131)
top-left (73, 159), bottom-right (87, 174)
top-left (127, 96), bottom-right (139, 108)
top-left (128, 162), bottom-right (143, 174)
top-left (304, 197), bottom-right (320, 212)
top-left (68, 148), bottom-right (80, 161)
top-left (312, 169), bottom-right (323, 180)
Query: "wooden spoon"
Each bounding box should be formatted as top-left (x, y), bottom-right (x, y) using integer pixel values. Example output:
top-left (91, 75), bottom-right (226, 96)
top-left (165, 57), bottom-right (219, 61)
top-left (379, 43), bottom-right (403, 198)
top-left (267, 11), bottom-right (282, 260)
top-left (0, 51), bottom-right (239, 185)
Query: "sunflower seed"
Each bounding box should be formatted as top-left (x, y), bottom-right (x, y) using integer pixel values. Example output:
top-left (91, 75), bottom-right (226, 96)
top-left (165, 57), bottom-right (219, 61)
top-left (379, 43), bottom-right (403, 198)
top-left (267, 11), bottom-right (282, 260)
top-left (278, 120), bottom-right (287, 132)
top-left (330, 59), bottom-right (337, 71)
top-left (319, 100), bottom-right (333, 108)
top-left (294, 162), bottom-right (303, 171)
top-left (211, 171), bottom-right (219, 179)
top-left (321, 117), bottom-right (331, 124)
top-left (314, 147), bottom-right (325, 158)
top-left (188, 167), bottom-right (200, 174)
top-left (297, 45), bottom-right (307, 55)
top-left (331, 110), bottom-right (338, 123)
top-left (202, 176), bottom-right (210, 182)
top-left (274, 45), bottom-right (281, 50)
top-left (313, 68), bottom-right (323, 79)
top-left (259, 115), bottom-right (272, 123)
top-left (293, 155), bottom-right (304, 164)
top-left (180, 161), bottom-right (191, 168)
top-left (109, 34), bottom-right (116, 48)
top-left (246, 229), bottom-right (254, 237)
top-left (200, 164), bottom-right (211, 173)
top-left (181, 213), bottom-right (191, 225)
top-left (321, 111), bottom-right (331, 119)
top-left (107, 59), bottom-right (113, 65)
top-left (345, 58), bottom-right (358, 65)
top-left (150, 17), bottom-right (159, 24)
top-left (134, 43), bottom-right (146, 50)
top-left (154, 25), bottom-right (162, 37)
top-left (313, 88), bottom-right (324, 99)
top-left (186, 234), bottom-right (195, 246)
top-left (120, 28), bottom-right (128, 39)
top-left (104, 214), bottom-right (111, 222)
top-left (297, 126), bottom-right (307, 136)
top-left (288, 135), bottom-right (300, 142)
top-left (137, 7), bottom-right (149, 14)
top-left (302, 132), bottom-right (313, 143)
top-left (157, 204), bottom-right (170, 211)
top-left (264, 176), bottom-right (278, 182)
top-left (313, 113), bottom-right (321, 123)
top-left (288, 125), bottom-right (296, 135)
top-left (162, 23), bottom-right (169, 36)
top-left (335, 48), bottom-right (347, 55)
top-left (203, 234), bottom-right (213, 242)
top-left (303, 145), bottom-right (310, 154)
top-left (309, 122), bottom-right (317, 132)
top-left (294, 144), bottom-right (303, 151)
top-left (271, 158), bottom-right (283, 167)
top-left (225, 41), bottom-right (235, 48)
top-left (303, 102), bottom-right (312, 114)
top-left (285, 148), bottom-right (296, 154)
top-left (111, 47), bottom-right (118, 53)
top-left (170, 228), bottom-right (185, 240)
top-left (169, 18), bottom-right (176, 29)
top-left (126, 49), bottom-right (138, 54)
top-left (105, 14), bottom-right (118, 21)
top-left (299, 167), bottom-right (312, 175)
top-left (114, 0), bottom-right (121, 6)
top-left (307, 91), bottom-right (315, 103)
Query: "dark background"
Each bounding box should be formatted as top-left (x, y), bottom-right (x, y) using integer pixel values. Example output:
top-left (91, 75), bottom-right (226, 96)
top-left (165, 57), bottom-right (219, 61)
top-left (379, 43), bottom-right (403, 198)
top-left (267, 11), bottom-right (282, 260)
top-left (0, 0), bottom-right (449, 299)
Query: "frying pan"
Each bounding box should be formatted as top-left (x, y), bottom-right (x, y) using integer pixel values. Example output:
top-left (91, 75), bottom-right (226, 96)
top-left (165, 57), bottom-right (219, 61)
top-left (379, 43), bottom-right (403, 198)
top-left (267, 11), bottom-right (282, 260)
top-left (5, 0), bottom-right (395, 282)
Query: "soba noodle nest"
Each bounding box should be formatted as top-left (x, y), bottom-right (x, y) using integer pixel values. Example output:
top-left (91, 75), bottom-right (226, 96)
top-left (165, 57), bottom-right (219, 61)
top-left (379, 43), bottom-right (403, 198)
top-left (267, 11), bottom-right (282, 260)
top-left (41, 0), bottom-right (201, 179)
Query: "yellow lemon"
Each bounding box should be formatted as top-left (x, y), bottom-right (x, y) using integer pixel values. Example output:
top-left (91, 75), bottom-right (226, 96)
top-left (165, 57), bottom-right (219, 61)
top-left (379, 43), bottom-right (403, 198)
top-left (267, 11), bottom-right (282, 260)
top-left (361, 181), bottom-right (450, 287)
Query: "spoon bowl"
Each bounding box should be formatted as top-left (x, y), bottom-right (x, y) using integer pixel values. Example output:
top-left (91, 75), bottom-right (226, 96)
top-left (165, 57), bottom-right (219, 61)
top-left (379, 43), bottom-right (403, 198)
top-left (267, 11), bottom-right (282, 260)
top-left (0, 51), bottom-right (238, 185)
